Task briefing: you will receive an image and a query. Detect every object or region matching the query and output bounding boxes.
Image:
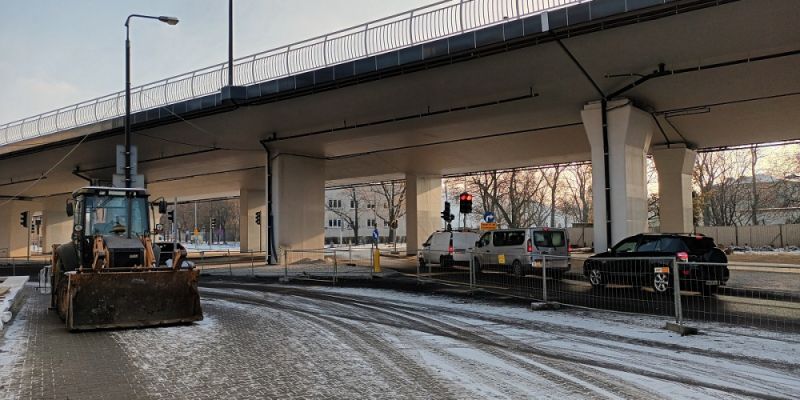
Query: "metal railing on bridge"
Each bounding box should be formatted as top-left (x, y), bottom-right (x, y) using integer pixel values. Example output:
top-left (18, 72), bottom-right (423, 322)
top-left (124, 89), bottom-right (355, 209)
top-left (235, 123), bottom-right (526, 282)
top-left (0, 0), bottom-right (585, 146)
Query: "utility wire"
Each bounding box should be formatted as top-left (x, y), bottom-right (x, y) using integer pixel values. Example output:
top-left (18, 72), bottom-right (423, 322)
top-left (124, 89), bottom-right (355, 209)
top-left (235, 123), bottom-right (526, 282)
top-left (0, 131), bottom-right (91, 207)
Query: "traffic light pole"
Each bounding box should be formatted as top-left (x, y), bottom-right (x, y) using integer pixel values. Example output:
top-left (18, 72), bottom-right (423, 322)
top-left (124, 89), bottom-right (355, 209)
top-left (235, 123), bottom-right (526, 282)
top-left (173, 197), bottom-right (178, 262)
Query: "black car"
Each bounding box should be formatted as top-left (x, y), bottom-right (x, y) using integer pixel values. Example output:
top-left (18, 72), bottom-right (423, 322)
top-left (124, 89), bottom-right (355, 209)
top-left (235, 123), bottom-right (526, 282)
top-left (583, 234), bottom-right (729, 294)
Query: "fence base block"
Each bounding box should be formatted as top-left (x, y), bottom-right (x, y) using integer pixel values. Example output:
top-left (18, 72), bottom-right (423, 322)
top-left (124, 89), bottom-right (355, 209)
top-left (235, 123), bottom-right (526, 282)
top-left (664, 322), bottom-right (699, 336)
top-left (278, 277), bottom-right (291, 284)
top-left (530, 301), bottom-right (560, 311)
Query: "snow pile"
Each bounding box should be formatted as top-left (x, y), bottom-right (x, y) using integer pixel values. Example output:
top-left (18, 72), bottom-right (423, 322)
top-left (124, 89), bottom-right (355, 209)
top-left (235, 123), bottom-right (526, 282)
top-left (0, 277), bottom-right (29, 331)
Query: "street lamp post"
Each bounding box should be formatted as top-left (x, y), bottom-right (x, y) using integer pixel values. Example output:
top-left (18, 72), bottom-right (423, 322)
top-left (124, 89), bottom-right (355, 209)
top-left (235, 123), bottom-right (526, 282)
top-left (124, 14), bottom-right (178, 238)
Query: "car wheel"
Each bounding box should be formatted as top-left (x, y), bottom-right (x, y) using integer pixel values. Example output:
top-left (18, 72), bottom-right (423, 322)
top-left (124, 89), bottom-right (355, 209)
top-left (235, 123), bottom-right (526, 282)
top-left (473, 258), bottom-right (483, 274)
top-left (588, 268), bottom-right (604, 287)
top-left (653, 273), bottom-right (671, 294)
top-left (418, 258), bottom-right (426, 270)
top-left (439, 256), bottom-right (451, 270)
top-left (512, 260), bottom-right (524, 278)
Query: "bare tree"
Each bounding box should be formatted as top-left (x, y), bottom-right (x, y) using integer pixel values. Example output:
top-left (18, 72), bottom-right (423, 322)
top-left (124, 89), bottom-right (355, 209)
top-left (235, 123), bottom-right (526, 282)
top-left (543, 165), bottom-right (563, 227)
top-left (749, 146), bottom-right (760, 225)
top-left (694, 150), bottom-right (750, 226)
top-left (367, 181), bottom-right (406, 242)
top-left (467, 169), bottom-right (548, 228)
top-left (561, 164), bottom-right (592, 224)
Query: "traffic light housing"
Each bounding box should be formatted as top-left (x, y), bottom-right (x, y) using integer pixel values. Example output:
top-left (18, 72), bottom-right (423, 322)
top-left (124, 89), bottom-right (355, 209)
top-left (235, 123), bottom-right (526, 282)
top-left (459, 192), bottom-right (473, 214)
top-left (441, 202), bottom-right (453, 222)
top-left (255, 211), bottom-right (262, 226)
top-left (210, 217), bottom-right (217, 229)
top-left (167, 211), bottom-right (175, 222)
top-left (20, 211), bottom-right (28, 228)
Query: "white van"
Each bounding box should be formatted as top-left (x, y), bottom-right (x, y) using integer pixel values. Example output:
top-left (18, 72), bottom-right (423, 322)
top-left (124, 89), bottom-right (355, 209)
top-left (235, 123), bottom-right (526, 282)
top-left (419, 230), bottom-right (480, 269)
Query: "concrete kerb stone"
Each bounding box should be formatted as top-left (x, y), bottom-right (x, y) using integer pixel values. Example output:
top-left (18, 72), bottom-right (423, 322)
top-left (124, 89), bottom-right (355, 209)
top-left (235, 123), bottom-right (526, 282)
top-left (530, 301), bottom-right (561, 311)
top-left (664, 322), bottom-right (699, 336)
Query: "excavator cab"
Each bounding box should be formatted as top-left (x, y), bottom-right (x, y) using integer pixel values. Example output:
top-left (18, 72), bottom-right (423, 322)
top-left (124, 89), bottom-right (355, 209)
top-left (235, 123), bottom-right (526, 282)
top-left (52, 187), bottom-right (202, 331)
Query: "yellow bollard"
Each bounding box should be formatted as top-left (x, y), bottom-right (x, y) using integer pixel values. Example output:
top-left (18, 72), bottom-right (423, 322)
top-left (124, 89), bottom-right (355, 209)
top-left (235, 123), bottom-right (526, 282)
top-left (373, 248), bottom-right (381, 273)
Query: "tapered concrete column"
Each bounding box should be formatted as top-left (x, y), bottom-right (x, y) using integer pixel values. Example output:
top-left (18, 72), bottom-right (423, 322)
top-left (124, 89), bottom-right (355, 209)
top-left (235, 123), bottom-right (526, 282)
top-left (652, 144), bottom-right (697, 234)
top-left (406, 175), bottom-right (442, 255)
top-left (240, 189), bottom-right (266, 253)
top-left (42, 195), bottom-right (73, 252)
top-left (581, 100), bottom-right (653, 251)
top-left (0, 200), bottom-right (37, 258)
top-left (272, 155), bottom-right (325, 253)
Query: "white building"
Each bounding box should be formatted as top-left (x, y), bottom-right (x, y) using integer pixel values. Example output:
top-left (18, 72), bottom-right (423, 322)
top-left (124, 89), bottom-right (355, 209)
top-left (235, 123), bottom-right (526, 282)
top-left (324, 186), bottom-right (407, 245)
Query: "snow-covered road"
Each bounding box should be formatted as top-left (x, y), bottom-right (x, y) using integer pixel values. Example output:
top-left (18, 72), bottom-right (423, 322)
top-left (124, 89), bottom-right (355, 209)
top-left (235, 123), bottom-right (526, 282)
top-left (3, 282), bottom-right (798, 399)
top-left (186, 284), bottom-right (798, 399)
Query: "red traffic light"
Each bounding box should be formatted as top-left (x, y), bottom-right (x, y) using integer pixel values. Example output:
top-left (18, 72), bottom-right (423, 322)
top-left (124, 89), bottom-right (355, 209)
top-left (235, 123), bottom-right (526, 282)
top-left (459, 193), bottom-right (473, 202)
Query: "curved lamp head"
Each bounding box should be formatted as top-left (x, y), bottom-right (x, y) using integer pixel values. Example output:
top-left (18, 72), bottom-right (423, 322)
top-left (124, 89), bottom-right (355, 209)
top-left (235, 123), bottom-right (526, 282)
top-left (157, 16), bottom-right (180, 25)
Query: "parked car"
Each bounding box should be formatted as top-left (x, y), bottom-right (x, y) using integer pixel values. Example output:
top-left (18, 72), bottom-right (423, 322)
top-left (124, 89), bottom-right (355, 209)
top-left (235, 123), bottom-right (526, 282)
top-left (154, 242), bottom-right (187, 267)
top-left (582, 233), bottom-right (729, 294)
top-left (419, 230), bottom-right (480, 269)
top-left (472, 228), bottom-right (571, 279)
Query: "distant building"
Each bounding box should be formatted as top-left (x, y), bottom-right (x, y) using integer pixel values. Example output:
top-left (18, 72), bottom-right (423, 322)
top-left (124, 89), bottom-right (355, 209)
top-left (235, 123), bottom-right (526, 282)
top-left (324, 186), bottom-right (407, 245)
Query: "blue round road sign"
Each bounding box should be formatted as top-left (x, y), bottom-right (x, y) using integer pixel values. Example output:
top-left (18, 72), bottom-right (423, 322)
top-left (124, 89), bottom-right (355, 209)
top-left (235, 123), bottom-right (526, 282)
top-left (484, 212), bottom-right (496, 223)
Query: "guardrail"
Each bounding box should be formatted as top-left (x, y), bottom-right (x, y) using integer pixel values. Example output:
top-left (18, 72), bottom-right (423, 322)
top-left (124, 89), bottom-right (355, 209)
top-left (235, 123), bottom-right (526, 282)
top-left (417, 251), bottom-right (800, 332)
top-left (0, 0), bottom-right (584, 146)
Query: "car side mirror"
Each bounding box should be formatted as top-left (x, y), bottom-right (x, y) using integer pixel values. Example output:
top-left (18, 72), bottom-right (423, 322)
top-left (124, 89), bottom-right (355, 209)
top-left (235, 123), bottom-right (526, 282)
top-left (158, 200), bottom-right (167, 214)
top-left (475, 241), bottom-right (482, 248)
top-left (66, 200), bottom-right (74, 217)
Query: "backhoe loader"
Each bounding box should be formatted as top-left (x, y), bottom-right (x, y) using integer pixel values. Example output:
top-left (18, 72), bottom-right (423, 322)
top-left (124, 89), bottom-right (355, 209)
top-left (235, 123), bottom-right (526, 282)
top-left (51, 186), bottom-right (203, 331)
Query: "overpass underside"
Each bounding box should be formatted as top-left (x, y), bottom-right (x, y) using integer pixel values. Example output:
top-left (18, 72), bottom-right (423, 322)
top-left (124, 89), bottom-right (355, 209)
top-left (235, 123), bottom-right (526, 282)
top-left (1, 0), bottom-right (798, 257)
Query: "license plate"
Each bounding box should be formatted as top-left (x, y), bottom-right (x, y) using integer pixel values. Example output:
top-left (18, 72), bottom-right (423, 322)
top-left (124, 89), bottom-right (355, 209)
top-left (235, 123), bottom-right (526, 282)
top-left (498, 254), bottom-right (506, 265)
top-left (654, 267), bottom-right (670, 274)
top-left (705, 280), bottom-right (720, 285)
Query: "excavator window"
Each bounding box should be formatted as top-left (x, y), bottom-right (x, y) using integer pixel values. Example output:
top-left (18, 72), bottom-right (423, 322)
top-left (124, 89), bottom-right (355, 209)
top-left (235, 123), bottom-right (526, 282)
top-left (84, 196), bottom-right (148, 236)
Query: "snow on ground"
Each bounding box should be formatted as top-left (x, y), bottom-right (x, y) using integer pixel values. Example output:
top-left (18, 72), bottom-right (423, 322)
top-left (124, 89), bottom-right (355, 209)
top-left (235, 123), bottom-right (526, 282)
top-left (309, 286), bottom-right (800, 363)
top-left (0, 288), bottom-right (29, 398)
top-left (0, 277), bottom-right (29, 331)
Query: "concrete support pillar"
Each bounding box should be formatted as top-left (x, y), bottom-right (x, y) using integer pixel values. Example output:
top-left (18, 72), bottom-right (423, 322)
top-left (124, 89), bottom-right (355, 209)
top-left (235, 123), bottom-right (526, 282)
top-left (652, 144), bottom-right (697, 234)
top-left (240, 189), bottom-right (266, 253)
top-left (406, 175), bottom-right (442, 255)
top-left (0, 200), bottom-right (37, 258)
top-left (581, 100), bottom-right (653, 251)
top-left (272, 155), bottom-right (325, 252)
top-left (42, 195), bottom-right (73, 252)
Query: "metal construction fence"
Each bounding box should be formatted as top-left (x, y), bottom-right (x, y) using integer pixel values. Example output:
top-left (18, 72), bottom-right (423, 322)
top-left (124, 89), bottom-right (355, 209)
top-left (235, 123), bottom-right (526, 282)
top-left (418, 252), bottom-right (800, 332)
top-left (0, 0), bottom-right (585, 146)
top-left (567, 224), bottom-right (800, 249)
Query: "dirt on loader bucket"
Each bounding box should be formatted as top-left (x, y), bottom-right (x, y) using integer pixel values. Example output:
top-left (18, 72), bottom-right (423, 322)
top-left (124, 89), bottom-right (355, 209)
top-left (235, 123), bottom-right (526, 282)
top-left (60, 269), bottom-right (203, 331)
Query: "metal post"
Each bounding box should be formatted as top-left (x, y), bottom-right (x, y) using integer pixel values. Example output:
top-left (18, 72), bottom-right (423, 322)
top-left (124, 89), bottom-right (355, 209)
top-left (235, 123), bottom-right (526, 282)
top-left (672, 258), bottom-right (683, 325)
top-left (542, 255), bottom-right (549, 302)
top-left (173, 197), bottom-right (178, 266)
top-left (348, 242), bottom-right (352, 264)
top-left (124, 24), bottom-right (133, 239)
top-left (27, 222), bottom-right (31, 262)
top-left (283, 248), bottom-right (288, 281)
top-left (333, 249), bottom-right (338, 285)
top-left (228, 0), bottom-right (234, 87)
top-left (251, 251), bottom-right (255, 277)
top-left (469, 250), bottom-right (475, 291)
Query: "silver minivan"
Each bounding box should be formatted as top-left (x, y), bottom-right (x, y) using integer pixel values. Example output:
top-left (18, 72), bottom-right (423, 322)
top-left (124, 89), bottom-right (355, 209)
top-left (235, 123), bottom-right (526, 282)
top-left (472, 228), bottom-right (570, 278)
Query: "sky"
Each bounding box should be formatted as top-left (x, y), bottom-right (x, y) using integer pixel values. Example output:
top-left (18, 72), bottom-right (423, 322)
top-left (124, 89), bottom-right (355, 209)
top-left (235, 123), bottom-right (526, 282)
top-left (0, 0), bottom-right (433, 124)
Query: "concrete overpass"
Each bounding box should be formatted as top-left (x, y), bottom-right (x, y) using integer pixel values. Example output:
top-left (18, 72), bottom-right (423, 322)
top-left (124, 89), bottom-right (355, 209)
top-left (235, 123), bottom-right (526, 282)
top-left (1, 0), bottom-right (798, 259)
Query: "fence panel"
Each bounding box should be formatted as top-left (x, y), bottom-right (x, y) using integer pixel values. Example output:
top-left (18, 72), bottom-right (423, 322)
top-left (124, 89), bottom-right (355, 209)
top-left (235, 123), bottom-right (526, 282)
top-left (417, 250), bottom-right (800, 332)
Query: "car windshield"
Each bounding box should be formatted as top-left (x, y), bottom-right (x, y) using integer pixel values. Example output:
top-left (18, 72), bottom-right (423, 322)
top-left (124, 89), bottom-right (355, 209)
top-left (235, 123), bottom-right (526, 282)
top-left (84, 195), bottom-right (148, 236)
top-left (613, 238), bottom-right (638, 253)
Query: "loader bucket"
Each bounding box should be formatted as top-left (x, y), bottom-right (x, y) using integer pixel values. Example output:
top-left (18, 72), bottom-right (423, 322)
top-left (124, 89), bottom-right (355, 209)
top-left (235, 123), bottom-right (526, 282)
top-left (61, 269), bottom-right (203, 331)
